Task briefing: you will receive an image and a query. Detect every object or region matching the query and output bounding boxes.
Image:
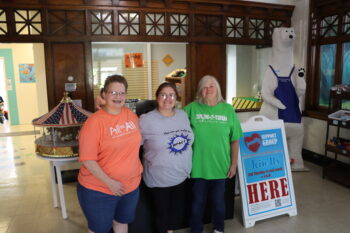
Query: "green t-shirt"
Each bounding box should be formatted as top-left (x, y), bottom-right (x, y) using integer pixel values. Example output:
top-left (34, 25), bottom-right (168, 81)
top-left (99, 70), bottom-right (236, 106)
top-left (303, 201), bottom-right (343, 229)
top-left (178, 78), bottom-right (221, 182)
top-left (184, 102), bottom-right (243, 179)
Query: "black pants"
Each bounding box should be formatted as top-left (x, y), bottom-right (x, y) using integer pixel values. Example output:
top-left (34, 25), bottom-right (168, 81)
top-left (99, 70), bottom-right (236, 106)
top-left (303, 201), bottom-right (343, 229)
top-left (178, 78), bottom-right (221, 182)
top-left (149, 180), bottom-right (187, 233)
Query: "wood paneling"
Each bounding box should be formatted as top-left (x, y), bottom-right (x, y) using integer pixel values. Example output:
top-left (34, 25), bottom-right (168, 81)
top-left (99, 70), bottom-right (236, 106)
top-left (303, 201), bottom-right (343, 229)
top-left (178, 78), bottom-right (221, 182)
top-left (84, 41), bottom-right (94, 111)
top-left (48, 10), bottom-right (86, 35)
top-left (0, 0), bottom-right (294, 111)
top-left (49, 43), bottom-right (88, 109)
top-left (186, 42), bottom-right (226, 104)
top-left (0, 1), bottom-right (293, 45)
top-left (0, 0), bottom-right (294, 14)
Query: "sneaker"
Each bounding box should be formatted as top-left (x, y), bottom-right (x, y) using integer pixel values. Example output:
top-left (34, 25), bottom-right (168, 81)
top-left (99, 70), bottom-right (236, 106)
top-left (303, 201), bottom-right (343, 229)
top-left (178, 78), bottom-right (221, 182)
top-left (213, 230), bottom-right (223, 233)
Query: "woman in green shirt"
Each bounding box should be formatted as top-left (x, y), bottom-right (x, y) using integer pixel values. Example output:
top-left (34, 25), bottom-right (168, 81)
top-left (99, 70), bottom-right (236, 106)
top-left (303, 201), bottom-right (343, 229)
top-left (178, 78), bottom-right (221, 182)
top-left (184, 75), bottom-right (242, 233)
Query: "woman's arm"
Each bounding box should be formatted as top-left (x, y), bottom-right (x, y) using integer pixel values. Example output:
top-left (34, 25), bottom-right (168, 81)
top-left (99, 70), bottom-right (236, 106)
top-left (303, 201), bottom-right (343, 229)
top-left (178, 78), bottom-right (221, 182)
top-left (83, 160), bottom-right (125, 196)
top-left (227, 139), bottom-right (239, 178)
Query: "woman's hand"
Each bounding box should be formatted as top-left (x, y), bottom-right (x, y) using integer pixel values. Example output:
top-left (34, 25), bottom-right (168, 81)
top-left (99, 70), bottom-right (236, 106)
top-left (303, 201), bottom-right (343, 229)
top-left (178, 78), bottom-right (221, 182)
top-left (106, 179), bottom-right (125, 196)
top-left (82, 160), bottom-right (125, 196)
top-left (228, 140), bottom-right (239, 178)
top-left (227, 164), bottom-right (237, 178)
top-left (95, 95), bottom-right (106, 110)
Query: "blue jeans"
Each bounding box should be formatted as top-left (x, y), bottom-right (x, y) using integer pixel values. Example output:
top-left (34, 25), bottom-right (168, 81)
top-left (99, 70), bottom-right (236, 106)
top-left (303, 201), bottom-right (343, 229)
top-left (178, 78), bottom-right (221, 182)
top-left (77, 183), bottom-right (140, 233)
top-left (190, 178), bottom-right (226, 233)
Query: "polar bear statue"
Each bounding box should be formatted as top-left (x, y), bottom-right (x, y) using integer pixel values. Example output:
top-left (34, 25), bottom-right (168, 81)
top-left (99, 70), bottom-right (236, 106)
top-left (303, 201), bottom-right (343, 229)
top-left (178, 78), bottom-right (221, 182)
top-left (259, 27), bottom-right (307, 170)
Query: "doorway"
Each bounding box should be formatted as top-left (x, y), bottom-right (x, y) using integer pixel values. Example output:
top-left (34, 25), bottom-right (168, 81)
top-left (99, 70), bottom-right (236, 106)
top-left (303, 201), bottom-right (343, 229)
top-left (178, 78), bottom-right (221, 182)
top-left (0, 58), bottom-right (9, 114)
top-left (0, 43), bottom-right (48, 132)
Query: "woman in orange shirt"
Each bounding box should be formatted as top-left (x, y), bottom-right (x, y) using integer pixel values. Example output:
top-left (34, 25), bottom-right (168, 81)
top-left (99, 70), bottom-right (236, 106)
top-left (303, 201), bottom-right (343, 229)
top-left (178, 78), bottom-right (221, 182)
top-left (77, 75), bottom-right (143, 233)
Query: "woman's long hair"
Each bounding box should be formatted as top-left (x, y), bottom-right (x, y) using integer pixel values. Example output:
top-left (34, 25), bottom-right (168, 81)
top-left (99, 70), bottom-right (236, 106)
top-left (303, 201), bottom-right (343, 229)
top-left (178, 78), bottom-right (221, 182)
top-left (195, 75), bottom-right (224, 104)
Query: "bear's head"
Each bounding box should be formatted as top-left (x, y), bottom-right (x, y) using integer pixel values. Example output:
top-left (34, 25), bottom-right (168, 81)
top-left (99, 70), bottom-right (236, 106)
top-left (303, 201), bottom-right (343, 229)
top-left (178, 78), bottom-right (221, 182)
top-left (272, 27), bottom-right (295, 51)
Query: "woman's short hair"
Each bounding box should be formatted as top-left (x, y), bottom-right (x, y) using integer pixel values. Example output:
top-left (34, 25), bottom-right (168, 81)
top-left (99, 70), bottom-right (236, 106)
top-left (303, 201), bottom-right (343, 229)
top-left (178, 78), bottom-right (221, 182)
top-left (195, 75), bottom-right (224, 104)
top-left (155, 82), bottom-right (179, 100)
top-left (103, 75), bottom-right (128, 93)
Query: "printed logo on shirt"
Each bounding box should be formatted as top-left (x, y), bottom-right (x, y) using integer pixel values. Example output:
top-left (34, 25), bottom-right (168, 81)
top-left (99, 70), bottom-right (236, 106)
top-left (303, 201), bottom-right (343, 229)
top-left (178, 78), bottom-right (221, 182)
top-left (167, 133), bottom-right (191, 155)
top-left (110, 120), bottom-right (137, 138)
top-left (195, 114), bottom-right (227, 123)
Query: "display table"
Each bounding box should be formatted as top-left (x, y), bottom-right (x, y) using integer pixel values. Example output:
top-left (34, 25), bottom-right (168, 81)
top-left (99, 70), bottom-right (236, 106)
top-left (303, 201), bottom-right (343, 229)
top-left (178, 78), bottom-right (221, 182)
top-left (36, 154), bottom-right (79, 219)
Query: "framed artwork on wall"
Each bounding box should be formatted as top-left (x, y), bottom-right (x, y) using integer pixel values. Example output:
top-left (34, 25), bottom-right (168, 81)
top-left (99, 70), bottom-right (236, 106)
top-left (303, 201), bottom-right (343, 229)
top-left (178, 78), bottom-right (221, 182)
top-left (19, 64), bottom-right (36, 83)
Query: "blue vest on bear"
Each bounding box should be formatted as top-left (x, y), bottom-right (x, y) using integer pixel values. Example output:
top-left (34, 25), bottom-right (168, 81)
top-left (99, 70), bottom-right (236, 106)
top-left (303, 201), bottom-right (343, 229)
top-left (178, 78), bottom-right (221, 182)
top-left (270, 65), bottom-right (301, 123)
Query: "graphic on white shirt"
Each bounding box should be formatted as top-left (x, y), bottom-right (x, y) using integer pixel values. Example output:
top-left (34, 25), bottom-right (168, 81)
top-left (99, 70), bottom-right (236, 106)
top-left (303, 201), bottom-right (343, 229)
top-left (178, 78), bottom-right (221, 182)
top-left (196, 114), bottom-right (227, 123)
top-left (168, 133), bottom-right (191, 155)
top-left (110, 121), bottom-right (137, 138)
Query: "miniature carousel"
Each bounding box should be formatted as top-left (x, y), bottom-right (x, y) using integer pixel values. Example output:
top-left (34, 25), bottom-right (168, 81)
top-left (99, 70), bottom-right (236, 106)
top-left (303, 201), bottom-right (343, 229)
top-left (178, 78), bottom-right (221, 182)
top-left (32, 92), bottom-right (91, 158)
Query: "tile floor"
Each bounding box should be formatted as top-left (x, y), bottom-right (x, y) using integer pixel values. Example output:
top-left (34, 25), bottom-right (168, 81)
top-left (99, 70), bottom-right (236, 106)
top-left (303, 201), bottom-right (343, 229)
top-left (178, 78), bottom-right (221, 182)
top-left (0, 123), bottom-right (350, 233)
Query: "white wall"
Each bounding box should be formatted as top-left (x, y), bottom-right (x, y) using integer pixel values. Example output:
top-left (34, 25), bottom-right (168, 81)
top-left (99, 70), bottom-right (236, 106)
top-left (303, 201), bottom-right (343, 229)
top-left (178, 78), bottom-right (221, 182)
top-left (151, 43), bottom-right (187, 83)
top-left (236, 46), bottom-right (253, 97)
top-left (226, 45), bottom-right (237, 103)
top-left (0, 43), bottom-right (47, 124)
top-left (33, 44), bottom-right (48, 116)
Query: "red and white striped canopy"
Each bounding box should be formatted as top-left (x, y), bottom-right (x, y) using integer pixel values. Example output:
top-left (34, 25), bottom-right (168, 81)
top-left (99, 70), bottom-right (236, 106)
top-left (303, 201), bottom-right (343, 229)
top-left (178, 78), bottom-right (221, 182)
top-left (32, 94), bottom-right (91, 127)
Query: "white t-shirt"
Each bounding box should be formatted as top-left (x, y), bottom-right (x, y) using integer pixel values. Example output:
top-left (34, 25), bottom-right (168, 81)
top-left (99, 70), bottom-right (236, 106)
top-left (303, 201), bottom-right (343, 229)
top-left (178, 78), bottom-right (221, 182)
top-left (139, 109), bottom-right (194, 188)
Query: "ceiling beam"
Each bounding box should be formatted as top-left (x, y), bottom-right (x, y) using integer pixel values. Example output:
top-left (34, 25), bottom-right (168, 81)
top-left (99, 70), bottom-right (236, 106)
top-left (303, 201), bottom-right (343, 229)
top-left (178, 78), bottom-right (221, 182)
top-left (112, 0), bottom-right (120, 6)
top-left (140, 0), bottom-right (147, 7)
top-left (165, 0), bottom-right (173, 8)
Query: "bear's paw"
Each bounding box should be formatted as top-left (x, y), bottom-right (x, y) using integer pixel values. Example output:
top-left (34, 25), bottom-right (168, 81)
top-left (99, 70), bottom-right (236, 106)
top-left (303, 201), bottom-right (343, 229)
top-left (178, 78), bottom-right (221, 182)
top-left (298, 68), bottom-right (305, 78)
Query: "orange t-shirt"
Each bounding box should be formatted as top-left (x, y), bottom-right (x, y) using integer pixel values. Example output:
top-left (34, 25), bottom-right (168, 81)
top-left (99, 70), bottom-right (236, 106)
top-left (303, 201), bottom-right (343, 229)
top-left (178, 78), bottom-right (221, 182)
top-left (78, 107), bottom-right (143, 195)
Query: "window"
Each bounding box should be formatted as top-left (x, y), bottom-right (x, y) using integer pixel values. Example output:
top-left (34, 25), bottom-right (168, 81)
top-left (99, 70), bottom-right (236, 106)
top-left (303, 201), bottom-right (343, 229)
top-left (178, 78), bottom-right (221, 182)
top-left (145, 13), bottom-right (165, 36)
top-left (248, 19), bottom-right (264, 39)
top-left (226, 17), bottom-right (243, 38)
top-left (319, 44), bottom-right (336, 107)
top-left (118, 12), bottom-right (139, 35)
top-left (320, 15), bottom-right (338, 37)
top-left (91, 10), bottom-right (113, 35)
top-left (341, 42), bottom-right (350, 109)
top-left (311, 17), bottom-right (317, 40)
top-left (342, 42), bottom-right (350, 84)
top-left (307, 4), bottom-right (350, 114)
top-left (0, 9), bottom-right (7, 35)
top-left (343, 12), bottom-right (350, 35)
top-left (170, 14), bottom-right (188, 36)
top-left (14, 9), bottom-right (42, 35)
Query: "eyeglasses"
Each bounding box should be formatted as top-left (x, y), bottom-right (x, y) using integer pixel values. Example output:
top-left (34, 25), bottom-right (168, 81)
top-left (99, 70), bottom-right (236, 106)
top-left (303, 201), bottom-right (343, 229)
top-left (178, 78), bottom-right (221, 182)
top-left (203, 85), bottom-right (215, 90)
top-left (107, 91), bottom-right (126, 97)
top-left (159, 93), bottom-right (176, 100)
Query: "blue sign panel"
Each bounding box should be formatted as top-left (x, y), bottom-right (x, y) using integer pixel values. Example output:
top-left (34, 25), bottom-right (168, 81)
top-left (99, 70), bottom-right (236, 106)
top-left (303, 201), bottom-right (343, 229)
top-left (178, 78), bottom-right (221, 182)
top-left (239, 128), bottom-right (292, 216)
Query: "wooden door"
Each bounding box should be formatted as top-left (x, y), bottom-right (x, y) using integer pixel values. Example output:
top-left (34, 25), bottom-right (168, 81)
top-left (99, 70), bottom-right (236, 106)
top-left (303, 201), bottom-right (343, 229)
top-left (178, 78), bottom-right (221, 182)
top-left (186, 43), bottom-right (226, 104)
top-left (46, 42), bottom-right (93, 110)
